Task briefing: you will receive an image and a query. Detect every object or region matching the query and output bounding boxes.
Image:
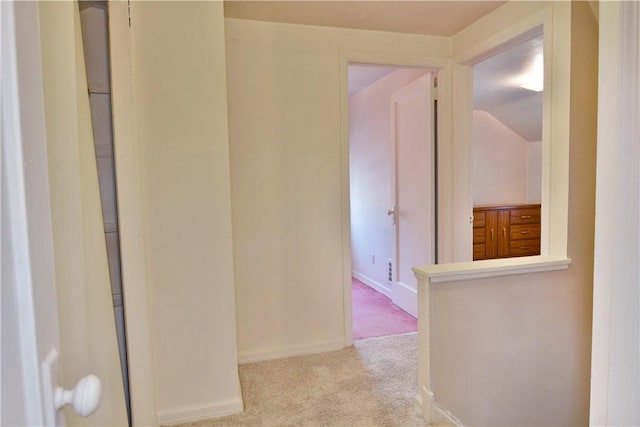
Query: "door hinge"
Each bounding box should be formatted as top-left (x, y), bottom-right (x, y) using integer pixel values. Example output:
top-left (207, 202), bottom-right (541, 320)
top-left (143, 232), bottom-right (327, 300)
top-left (128, 0), bottom-right (131, 27)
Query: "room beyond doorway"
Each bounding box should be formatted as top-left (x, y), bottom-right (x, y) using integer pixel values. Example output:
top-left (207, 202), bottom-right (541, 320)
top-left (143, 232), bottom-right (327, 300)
top-left (347, 63), bottom-right (437, 340)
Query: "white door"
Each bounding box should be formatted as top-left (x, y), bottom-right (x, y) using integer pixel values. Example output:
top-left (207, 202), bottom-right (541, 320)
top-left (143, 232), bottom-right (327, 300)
top-left (1, 1), bottom-right (127, 425)
top-left (389, 74), bottom-right (436, 317)
top-left (2, 1), bottom-right (64, 424)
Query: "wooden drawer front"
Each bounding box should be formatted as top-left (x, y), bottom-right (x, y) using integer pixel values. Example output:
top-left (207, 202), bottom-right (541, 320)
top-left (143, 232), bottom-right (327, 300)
top-left (473, 244), bottom-right (486, 260)
top-left (473, 227), bottom-right (485, 244)
top-left (473, 211), bottom-right (485, 227)
top-left (510, 239), bottom-right (540, 256)
top-left (510, 208), bottom-right (540, 225)
top-left (510, 224), bottom-right (541, 241)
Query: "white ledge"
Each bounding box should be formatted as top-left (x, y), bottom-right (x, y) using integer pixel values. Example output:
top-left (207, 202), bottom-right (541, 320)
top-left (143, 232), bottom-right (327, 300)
top-left (413, 256), bottom-right (572, 283)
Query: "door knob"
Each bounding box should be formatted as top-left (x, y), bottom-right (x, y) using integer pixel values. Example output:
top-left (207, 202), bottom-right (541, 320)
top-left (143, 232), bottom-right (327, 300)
top-left (387, 208), bottom-right (395, 216)
top-left (55, 374), bottom-right (102, 417)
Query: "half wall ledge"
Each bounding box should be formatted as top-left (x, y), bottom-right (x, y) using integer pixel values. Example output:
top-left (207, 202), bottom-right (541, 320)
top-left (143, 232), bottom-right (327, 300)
top-left (411, 255), bottom-right (571, 425)
top-left (413, 255), bottom-right (572, 284)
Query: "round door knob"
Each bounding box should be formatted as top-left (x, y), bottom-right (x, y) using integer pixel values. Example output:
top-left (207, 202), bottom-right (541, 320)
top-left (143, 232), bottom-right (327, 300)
top-left (55, 374), bottom-right (102, 417)
top-left (387, 208), bottom-right (395, 216)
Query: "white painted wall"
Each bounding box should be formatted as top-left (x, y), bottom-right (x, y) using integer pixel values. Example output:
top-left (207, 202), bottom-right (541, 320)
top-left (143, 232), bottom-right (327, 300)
top-left (129, 2), bottom-right (242, 423)
top-left (590, 1), bottom-right (640, 425)
top-left (429, 2), bottom-right (597, 424)
top-left (472, 110), bottom-right (541, 205)
top-left (349, 68), bottom-right (429, 294)
top-left (225, 17), bottom-right (449, 361)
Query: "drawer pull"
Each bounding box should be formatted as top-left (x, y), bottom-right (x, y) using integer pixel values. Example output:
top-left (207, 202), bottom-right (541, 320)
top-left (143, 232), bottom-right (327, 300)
top-left (520, 215), bottom-right (532, 219)
top-left (490, 228), bottom-right (494, 241)
top-left (520, 246), bottom-right (532, 250)
top-left (520, 231), bottom-right (530, 234)
top-left (503, 227), bottom-right (506, 238)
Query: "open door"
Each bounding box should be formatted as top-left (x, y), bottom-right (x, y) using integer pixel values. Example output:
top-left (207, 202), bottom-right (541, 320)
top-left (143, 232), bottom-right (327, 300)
top-left (389, 73), bottom-right (436, 317)
top-left (1, 1), bottom-right (128, 425)
top-left (2, 2), bottom-right (63, 424)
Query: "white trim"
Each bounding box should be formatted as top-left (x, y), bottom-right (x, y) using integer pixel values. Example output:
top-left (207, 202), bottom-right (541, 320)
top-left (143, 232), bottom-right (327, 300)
top-left (157, 398), bottom-right (243, 425)
top-left (2, 2), bottom-right (61, 424)
top-left (433, 403), bottom-right (466, 427)
top-left (352, 271), bottom-right (391, 298)
top-left (1, 2), bottom-right (46, 423)
top-left (238, 339), bottom-right (345, 364)
top-left (392, 281), bottom-right (417, 318)
top-left (107, 2), bottom-right (159, 425)
top-left (449, 2), bottom-right (573, 262)
top-left (413, 256), bottom-right (571, 284)
top-left (453, 10), bottom-right (547, 64)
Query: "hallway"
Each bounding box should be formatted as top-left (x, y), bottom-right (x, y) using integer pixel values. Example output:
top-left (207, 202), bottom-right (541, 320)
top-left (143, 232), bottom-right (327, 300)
top-left (175, 333), bottom-right (424, 427)
top-left (352, 278), bottom-right (417, 340)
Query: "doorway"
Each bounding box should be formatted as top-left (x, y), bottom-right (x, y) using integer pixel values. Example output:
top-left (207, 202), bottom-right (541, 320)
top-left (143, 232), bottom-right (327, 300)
top-left (347, 63), bottom-right (437, 341)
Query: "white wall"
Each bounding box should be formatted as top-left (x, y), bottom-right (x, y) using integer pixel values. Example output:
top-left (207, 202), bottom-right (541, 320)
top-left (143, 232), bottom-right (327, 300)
top-left (472, 110), bottom-right (541, 205)
top-left (130, 2), bottom-right (242, 423)
top-left (349, 68), bottom-right (429, 293)
top-left (590, 1), bottom-right (640, 425)
top-left (225, 17), bottom-right (449, 361)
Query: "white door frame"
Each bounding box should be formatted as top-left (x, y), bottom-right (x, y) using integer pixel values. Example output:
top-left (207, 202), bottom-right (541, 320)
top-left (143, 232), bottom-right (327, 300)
top-left (1, 1), bottom-right (62, 424)
top-left (106, 2), bottom-right (159, 424)
top-left (339, 50), bottom-right (450, 346)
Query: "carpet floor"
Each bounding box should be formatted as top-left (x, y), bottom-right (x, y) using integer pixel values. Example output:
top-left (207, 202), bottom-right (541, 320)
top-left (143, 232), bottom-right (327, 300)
top-left (352, 278), bottom-right (417, 341)
top-left (174, 333), bottom-right (425, 427)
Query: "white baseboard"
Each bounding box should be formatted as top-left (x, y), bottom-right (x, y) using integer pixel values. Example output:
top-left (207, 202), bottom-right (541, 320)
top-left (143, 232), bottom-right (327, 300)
top-left (158, 398), bottom-right (243, 425)
top-left (238, 339), bottom-right (345, 364)
top-left (416, 388), bottom-right (464, 427)
top-left (433, 403), bottom-right (465, 427)
top-left (352, 271), bottom-right (391, 298)
top-left (391, 281), bottom-right (417, 318)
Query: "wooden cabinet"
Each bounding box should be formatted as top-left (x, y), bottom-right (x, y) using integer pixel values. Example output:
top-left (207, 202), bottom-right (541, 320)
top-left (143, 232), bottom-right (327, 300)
top-left (473, 204), bottom-right (541, 260)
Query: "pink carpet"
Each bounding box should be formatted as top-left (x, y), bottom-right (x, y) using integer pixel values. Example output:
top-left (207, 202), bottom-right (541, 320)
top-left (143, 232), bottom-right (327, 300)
top-left (352, 278), bottom-right (417, 340)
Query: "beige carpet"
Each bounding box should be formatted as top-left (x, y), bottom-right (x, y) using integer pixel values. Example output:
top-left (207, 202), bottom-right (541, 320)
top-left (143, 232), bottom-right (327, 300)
top-left (176, 333), bottom-right (426, 427)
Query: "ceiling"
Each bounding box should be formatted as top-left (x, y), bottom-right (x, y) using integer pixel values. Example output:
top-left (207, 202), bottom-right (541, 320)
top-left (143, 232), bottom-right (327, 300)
top-left (225, 0), bottom-right (540, 142)
top-left (224, 1), bottom-right (507, 37)
top-left (348, 65), bottom-right (401, 96)
top-left (473, 34), bottom-right (544, 142)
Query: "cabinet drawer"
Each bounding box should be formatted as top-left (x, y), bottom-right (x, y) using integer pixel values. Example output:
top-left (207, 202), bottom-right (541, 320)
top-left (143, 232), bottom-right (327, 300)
top-left (473, 212), bottom-right (485, 227)
top-left (510, 224), bottom-right (541, 240)
top-left (473, 244), bottom-right (486, 260)
top-left (473, 227), bottom-right (485, 243)
top-left (510, 239), bottom-right (540, 256)
top-left (510, 208), bottom-right (540, 225)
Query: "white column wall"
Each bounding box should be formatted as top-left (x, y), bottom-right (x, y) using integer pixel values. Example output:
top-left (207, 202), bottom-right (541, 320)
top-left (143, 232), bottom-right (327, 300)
top-left (590, 1), bottom-right (640, 425)
top-left (129, 2), bottom-right (242, 423)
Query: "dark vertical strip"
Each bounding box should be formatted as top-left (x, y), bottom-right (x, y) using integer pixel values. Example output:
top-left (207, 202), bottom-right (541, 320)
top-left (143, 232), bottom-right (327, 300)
top-left (78, 2), bottom-right (131, 425)
top-left (433, 96), bottom-right (439, 265)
